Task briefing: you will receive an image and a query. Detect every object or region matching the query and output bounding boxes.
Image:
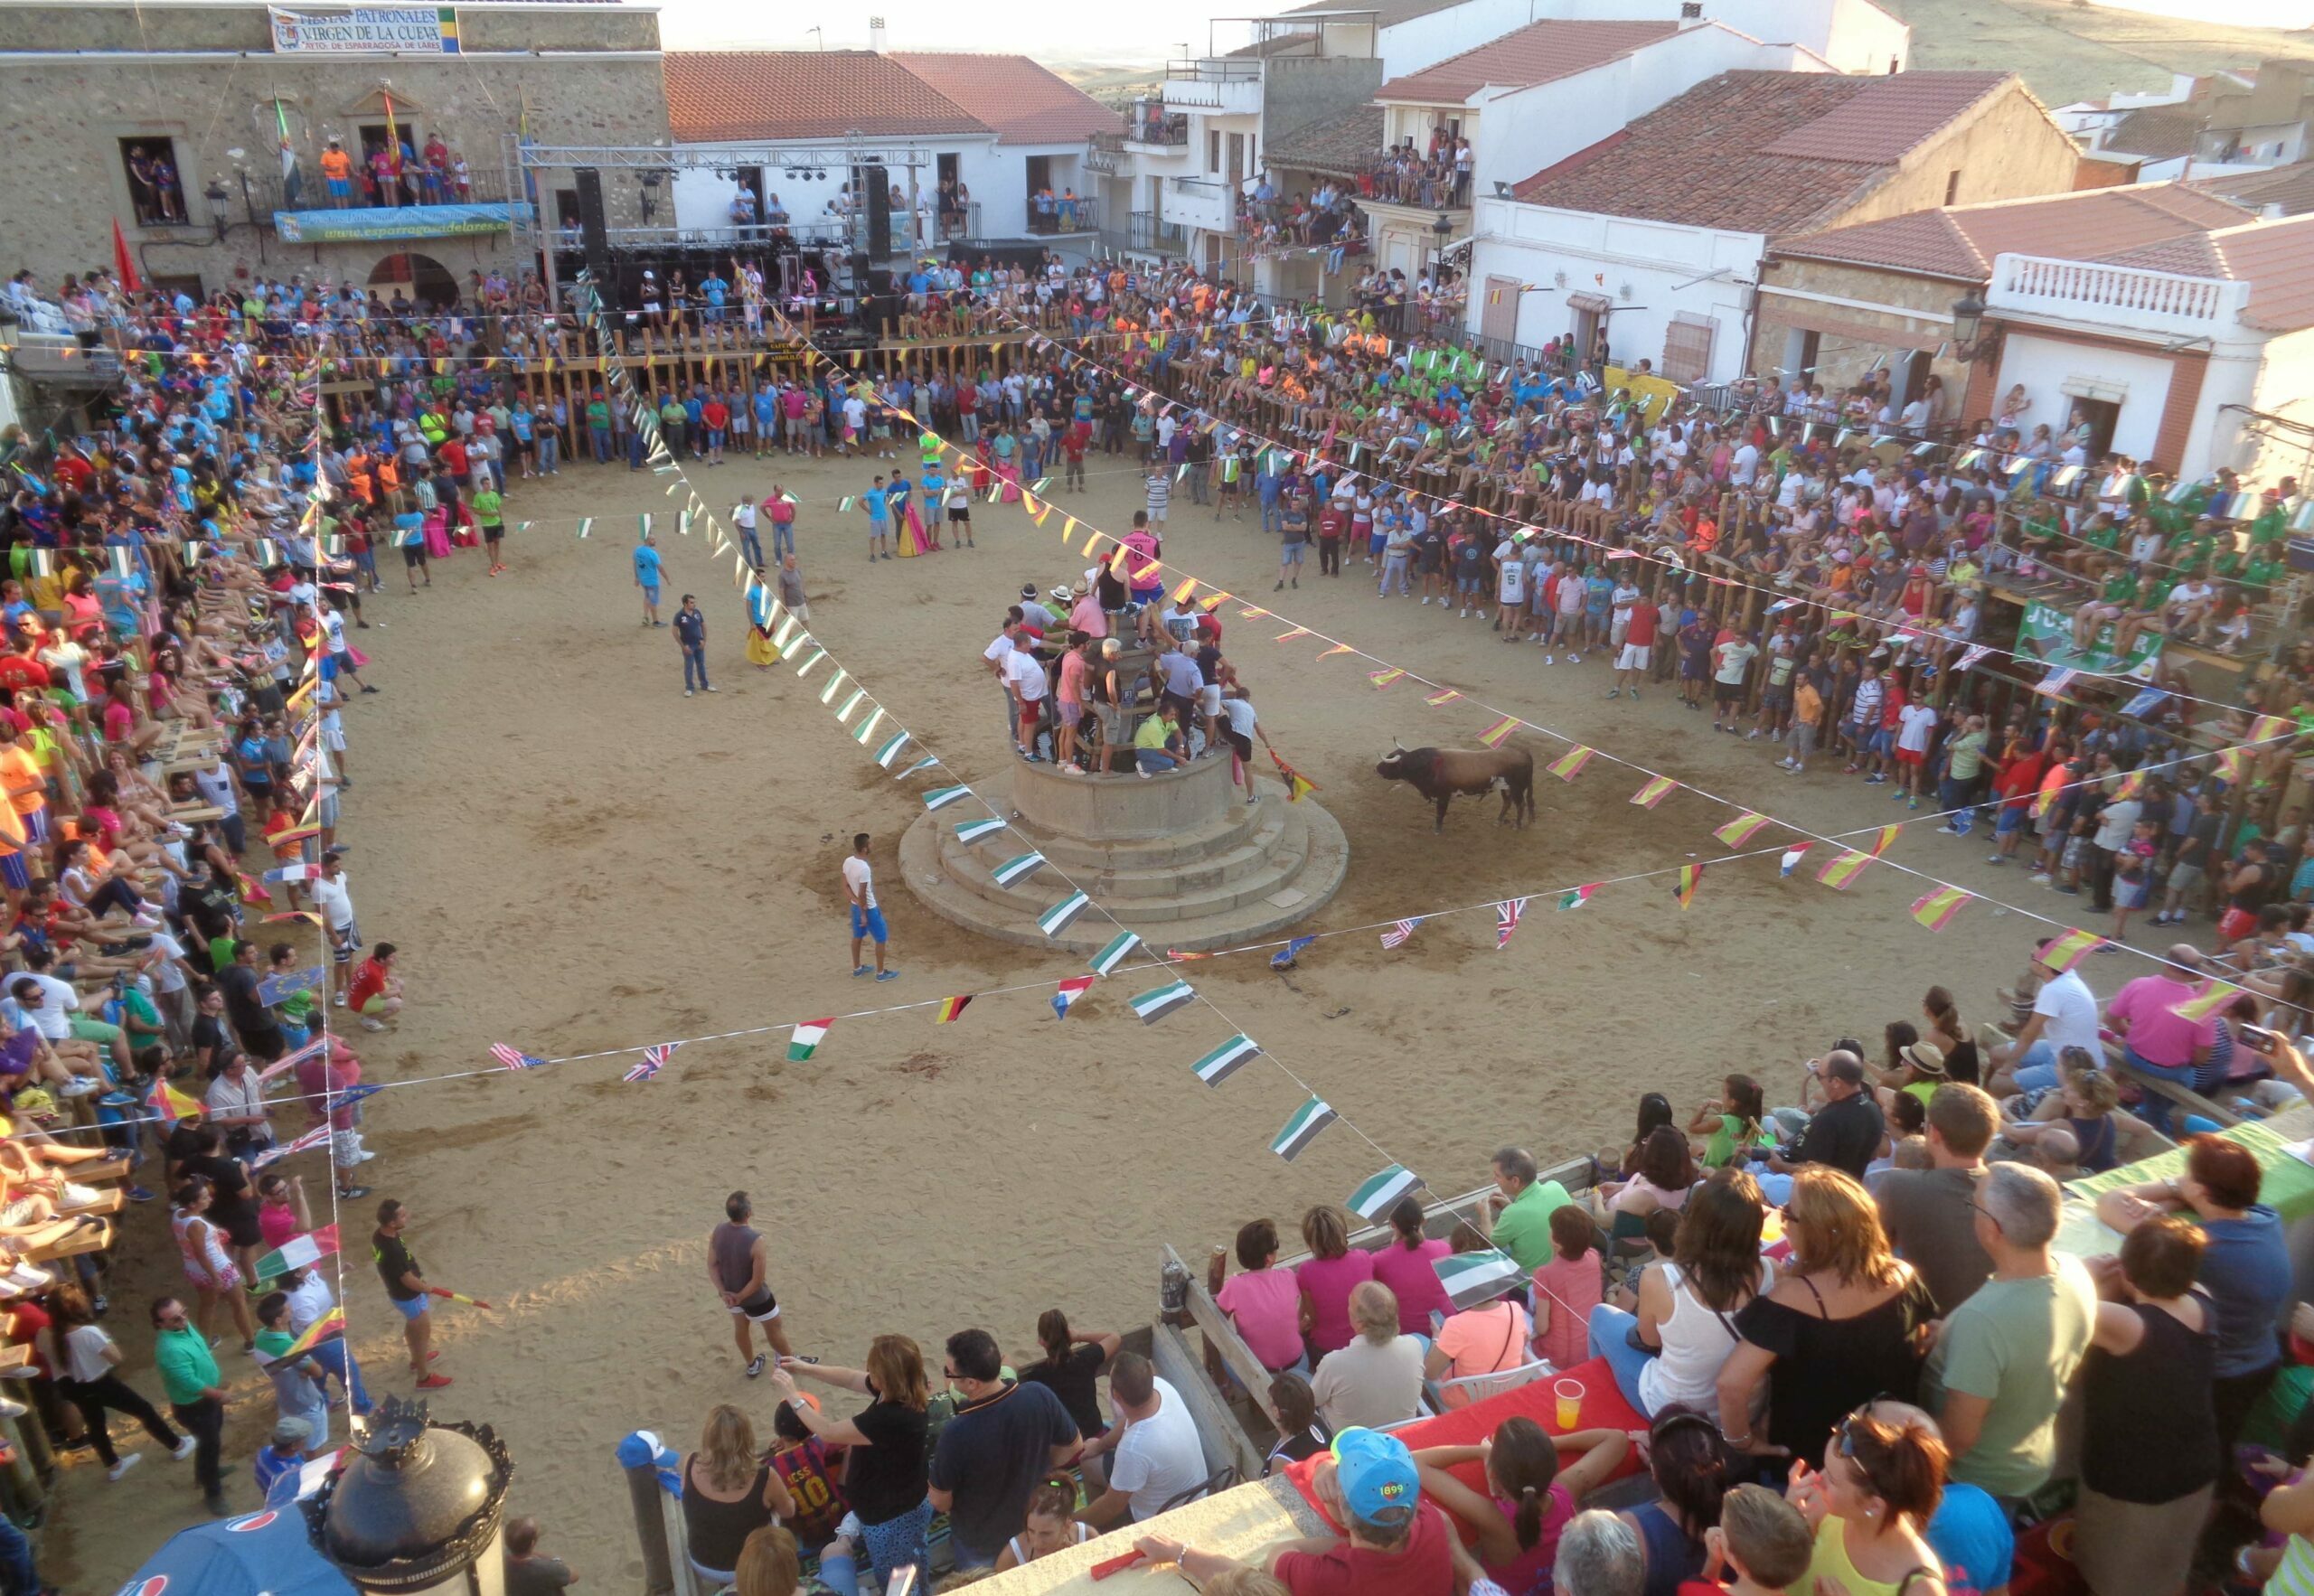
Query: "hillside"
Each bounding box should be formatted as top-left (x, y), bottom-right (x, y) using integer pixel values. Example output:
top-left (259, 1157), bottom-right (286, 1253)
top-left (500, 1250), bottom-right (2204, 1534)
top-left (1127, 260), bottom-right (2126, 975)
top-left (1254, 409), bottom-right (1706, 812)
top-left (1880, 0), bottom-right (2314, 106)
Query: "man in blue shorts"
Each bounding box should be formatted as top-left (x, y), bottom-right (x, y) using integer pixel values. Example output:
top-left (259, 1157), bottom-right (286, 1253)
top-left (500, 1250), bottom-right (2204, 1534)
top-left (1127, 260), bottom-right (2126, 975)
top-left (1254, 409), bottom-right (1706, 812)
top-left (843, 833), bottom-right (898, 981)
top-left (863, 476), bottom-right (891, 561)
top-left (633, 530), bottom-right (663, 626)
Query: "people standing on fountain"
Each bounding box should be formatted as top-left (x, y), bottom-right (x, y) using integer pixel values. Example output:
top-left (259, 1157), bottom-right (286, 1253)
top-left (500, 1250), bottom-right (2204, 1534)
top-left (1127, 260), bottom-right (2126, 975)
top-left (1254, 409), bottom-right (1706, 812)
top-left (983, 612), bottom-right (1028, 746)
top-left (1004, 634), bottom-right (1052, 764)
top-left (1153, 639), bottom-right (1205, 757)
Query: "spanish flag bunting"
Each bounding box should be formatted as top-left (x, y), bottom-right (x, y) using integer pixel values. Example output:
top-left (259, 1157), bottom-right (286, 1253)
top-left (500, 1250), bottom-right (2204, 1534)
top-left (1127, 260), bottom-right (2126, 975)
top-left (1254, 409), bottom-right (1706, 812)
top-left (1319, 643), bottom-right (1355, 660)
top-left (1239, 606), bottom-right (1272, 620)
top-left (263, 1306), bottom-right (345, 1371)
top-left (1817, 850), bottom-right (1871, 890)
top-left (1425, 687), bottom-right (1463, 707)
top-left (2250, 714), bottom-right (2292, 746)
top-left (148, 1077), bottom-right (203, 1123)
top-left (1108, 543), bottom-right (1134, 577)
top-left (1083, 529), bottom-right (1104, 558)
top-left (1369, 668), bottom-right (1406, 690)
top-left (1715, 812), bottom-right (1769, 847)
top-left (2171, 981), bottom-right (2245, 1023)
top-left (1910, 886), bottom-right (1972, 932)
top-left (2039, 927), bottom-right (2103, 973)
top-left (1031, 502), bottom-right (1053, 527)
top-left (1869, 825), bottom-right (1899, 859)
top-left (933, 995), bottom-right (974, 1025)
top-left (1673, 865), bottom-right (1703, 910)
top-left (2215, 746), bottom-right (2247, 783)
top-left (1061, 516), bottom-right (1078, 541)
top-left (1276, 626), bottom-right (1312, 643)
top-left (1200, 593), bottom-right (1228, 613)
top-left (1172, 577), bottom-right (1199, 604)
top-left (1477, 716), bottom-right (1519, 748)
top-left (1550, 746), bottom-right (1594, 782)
top-left (2113, 769), bottom-right (2143, 802)
top-left (1631, 775), bottom-right (1677, 809)
top-left (1021, 491), bottom-right (1041, 518)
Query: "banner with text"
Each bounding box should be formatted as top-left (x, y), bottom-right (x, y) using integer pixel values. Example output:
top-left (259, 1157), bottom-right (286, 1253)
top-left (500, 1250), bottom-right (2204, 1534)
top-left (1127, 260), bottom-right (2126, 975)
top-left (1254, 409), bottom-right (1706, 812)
top-left (269, 5), bottom-right (458, 53)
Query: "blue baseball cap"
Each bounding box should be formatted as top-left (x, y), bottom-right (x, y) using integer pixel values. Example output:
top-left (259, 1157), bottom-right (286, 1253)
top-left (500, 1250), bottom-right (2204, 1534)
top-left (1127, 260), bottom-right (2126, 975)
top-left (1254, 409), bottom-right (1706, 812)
top-left (1330, 1428), bottom-right (1419, 1525)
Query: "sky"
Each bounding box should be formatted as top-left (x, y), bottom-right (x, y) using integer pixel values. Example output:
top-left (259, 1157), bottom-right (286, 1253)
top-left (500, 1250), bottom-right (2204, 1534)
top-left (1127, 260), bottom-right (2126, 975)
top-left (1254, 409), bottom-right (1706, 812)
top-left (650, 0), bottom-right (1284, 64)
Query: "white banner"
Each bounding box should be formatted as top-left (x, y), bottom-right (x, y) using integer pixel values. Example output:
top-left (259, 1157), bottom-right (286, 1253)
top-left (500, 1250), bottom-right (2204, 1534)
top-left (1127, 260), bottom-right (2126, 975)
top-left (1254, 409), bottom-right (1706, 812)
top-left (269, 5), bottom-right (454, 53)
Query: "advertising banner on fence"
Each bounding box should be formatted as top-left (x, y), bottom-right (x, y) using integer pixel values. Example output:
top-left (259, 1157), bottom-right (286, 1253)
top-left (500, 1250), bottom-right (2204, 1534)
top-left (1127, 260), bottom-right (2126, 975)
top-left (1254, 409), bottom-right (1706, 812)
top-left (2014, 599), bottom-right (2163, 682)
top-left (274, 201), bottom-right (529, 242)
top-left (269, 6), bottom-right (458, 53)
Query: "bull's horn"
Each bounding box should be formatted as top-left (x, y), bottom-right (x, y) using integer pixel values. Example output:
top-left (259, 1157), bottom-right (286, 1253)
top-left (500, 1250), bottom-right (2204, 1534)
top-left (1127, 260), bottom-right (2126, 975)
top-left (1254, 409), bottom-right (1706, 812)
top-left (1393, 737), bottom-right (1404, 749)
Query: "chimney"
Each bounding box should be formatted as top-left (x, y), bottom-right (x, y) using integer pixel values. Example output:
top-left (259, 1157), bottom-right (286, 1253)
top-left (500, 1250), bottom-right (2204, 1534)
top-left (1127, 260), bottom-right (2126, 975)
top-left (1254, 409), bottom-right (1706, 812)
top-left (870, 15), bottom-right (887, 52)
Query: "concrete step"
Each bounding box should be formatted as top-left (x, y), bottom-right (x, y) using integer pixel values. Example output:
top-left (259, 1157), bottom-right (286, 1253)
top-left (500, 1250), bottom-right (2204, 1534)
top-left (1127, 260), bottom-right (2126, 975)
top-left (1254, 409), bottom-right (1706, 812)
top-left (933, 812), bottom-right (1312, 924)
top-left (972, 799), bottom-right (1284, 885)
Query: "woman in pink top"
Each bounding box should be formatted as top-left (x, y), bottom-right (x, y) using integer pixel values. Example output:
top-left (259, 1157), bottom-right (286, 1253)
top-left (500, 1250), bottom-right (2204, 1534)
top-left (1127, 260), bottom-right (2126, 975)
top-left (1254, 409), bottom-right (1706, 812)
top-left (1529, 1204), bottom-right (1604, 1372)
top-left (1293, 1206), bottom-right (1373, 1356)
top-left (1412, 1416), bottom-right (1630, 1596)
top-left (1212, 1218), bottom-right (1308, 1374)
top-left (1369, 1196), bottom-right (1452, 1335)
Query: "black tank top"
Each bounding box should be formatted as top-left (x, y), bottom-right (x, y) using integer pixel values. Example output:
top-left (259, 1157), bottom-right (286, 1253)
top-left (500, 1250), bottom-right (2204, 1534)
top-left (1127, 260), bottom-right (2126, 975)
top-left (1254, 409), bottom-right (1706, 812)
top-left (2080, 1296), bottom-right (2218, 1504)
top-left (682, 1459), bottom-right (774, 1573)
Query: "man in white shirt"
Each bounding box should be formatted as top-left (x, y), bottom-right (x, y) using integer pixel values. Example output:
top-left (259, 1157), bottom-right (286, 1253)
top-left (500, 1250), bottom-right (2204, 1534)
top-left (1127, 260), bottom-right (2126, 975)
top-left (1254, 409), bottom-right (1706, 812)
top-left (983, 617), bottom-right (1024, 742)
top-left (1005, 645), bottom-right (1049, 762)
top-left (311, 851), bottom-right (360, 1007)
top-left (1986, 941), bottom-right (2102, 1096)
top-left (1078, 1354), bottom-right (1205, 1527)
top-left (842, 832), bottom-right (894, 981)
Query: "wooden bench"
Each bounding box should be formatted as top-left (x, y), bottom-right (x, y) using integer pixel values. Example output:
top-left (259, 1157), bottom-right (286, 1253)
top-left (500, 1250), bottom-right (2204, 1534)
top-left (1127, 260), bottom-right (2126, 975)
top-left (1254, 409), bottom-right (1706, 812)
top-left (26, 1218), bottom-right (111, 1263)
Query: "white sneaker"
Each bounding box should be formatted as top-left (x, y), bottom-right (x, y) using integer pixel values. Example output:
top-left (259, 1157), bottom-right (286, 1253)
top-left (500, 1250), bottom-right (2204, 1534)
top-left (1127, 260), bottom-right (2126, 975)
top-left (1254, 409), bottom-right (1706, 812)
top-left (359, 1017), bottom-right (386, 1031)
top-left (109, 1452), bottom-right (144, 1481)
top-left (1542, 654), bottom-right (1554, 665)
top-left (173, 1436), bottom-right (198, 1461)
top-left (59, 1077), bottom-right (102, 1097)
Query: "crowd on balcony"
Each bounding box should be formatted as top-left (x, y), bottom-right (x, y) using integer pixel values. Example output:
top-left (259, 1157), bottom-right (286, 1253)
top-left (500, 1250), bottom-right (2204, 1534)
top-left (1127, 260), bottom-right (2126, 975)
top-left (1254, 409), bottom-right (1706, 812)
top-left (1363, 129), bottom-right (1473, 210)
top-left (315, 134), bottom-right (475, 211)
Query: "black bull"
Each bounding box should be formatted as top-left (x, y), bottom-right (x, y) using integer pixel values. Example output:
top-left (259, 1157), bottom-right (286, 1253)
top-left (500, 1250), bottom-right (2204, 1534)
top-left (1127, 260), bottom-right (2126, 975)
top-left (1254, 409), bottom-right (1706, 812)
top-left (1374, 745), bottom-right (1537, 832)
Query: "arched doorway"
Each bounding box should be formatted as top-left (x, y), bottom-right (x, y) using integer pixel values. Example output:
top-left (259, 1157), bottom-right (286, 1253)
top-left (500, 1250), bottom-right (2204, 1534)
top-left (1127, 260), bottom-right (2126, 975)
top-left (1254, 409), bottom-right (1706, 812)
top-left (368, 250), bottom-right (460, 309)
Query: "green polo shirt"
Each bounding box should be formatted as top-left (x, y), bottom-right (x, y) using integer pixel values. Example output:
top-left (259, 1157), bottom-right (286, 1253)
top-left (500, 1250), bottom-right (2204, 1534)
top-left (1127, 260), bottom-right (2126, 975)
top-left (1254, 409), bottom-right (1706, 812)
top-left (471, 488), bottom-right (503, 530)
top-left (1488, 1178), bottom-right (1576, 1272)
top-left (155, 1325), bottom-right (221, 1405)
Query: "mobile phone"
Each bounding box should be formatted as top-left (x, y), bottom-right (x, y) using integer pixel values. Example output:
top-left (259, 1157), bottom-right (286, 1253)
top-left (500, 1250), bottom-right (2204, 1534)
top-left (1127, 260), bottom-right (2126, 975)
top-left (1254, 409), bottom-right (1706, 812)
top-left (2238, 1023), bottom-right (2284, 1055)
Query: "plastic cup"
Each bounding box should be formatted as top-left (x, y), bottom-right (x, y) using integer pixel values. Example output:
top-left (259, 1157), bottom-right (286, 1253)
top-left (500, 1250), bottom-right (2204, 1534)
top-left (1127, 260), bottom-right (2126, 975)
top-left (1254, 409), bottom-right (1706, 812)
top-left (1554, 1376), bottom-right (1584, 1431)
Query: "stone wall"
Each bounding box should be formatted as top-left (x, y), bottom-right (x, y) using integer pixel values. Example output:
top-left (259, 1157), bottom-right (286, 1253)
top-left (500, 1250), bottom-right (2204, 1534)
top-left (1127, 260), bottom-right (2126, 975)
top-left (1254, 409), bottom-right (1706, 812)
top-left (1753, 256), bottom-right (1971, 402)
top-left (0, 3), bottom-right (668, 293)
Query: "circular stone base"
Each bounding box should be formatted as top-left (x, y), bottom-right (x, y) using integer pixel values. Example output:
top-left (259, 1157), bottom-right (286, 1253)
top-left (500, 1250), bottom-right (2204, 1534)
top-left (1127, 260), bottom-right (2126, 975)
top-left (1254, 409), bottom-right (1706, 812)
top-left (900, 752), bottom-right (1348, 954)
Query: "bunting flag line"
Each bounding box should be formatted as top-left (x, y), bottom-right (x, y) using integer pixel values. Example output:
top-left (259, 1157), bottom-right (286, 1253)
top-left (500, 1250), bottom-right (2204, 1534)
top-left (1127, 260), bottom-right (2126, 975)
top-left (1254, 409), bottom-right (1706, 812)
top-left (264, 1306), bottom-right (345, 1371)
top-left (1347, 1164), bottom-right (1422, 1222)
top-left (1192, 1033), bottom-right (1262, 1085)
top-left (1089, 931), bottom-right (1143, 977)
top-left (147, 1077), bottom-right (203, 1122)
top-left (1369, 667), bottom-right (1406, 690)
top-left (1039, 892), bottom-right (1092, 938)
top-left (1271, 1095), bottom-right (1338, 1162)
top-left (1715, 812), bottom-right (1770, 848)
top-left (1130, 980), bottom-right (1197, 1024)
top-left (898, 756), bottom-right (943, 781)
top-left (253, 1225), bottom-right (339, 1280)
top-left (1673, 865), bottom-right (1704, 910)
top-left (1869, 825), bottom-right (1900, 859)
top-left (1318, 643), bottom-right (1356, 660)
top-left (2039, 928), bottom-right (2103, 973)
top-left (1379, 917), bottom-right (1423, 950)
top-left (250, 1124), bottom-right (332, 1169)
top-left (489, 1044), bottom-right (546, 1072)
top-left (1631, 775), bottom-right (1677, 809)
top-left (1817, 850), bottom-right (1872, 890)
top-left (1425, 688), bottom-right (1463, 707)
top-left (1476, 716), bottom-right (1519, 748)
top-left (1910, 887), bottom-right (1974, 932)
top-left (1271, 935), bottom-right (1316, 970)
top-left (1495, 898), bottom-right (1527, 950)
top-left (874, 730), bottom-right (911, 769)
top-left (1779, 845), bottom-right (1812, 878)
top-left (1557, 883), bottom-right (1598, 911)
top-left (2171, 981), bottom-right (2246, 1023)
top-left (1051, 975), bottom-right (1096, 1019)
top-left (923, 785), bottom-right (973, 812)
top-left (991, 852), bottom-right (1048, 888)
top-left (623, 1041), bottom-right (678, 1083)
top-left (1549, 746), bottom-right (1594, 783)
top-left (956, 817), bottom-right (1006, 844)
top-left (933, 995), bottom-right (974, 1025)
top-left (786, 1019), bottom-right (833, 1061)
top-left (1434, 1248), bottom-right (1525, 1310)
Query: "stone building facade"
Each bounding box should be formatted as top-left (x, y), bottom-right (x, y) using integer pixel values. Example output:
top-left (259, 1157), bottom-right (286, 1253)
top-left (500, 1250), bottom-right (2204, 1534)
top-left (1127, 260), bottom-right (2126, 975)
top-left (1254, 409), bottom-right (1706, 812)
top-left (0, 1), bottom-right (670, 303)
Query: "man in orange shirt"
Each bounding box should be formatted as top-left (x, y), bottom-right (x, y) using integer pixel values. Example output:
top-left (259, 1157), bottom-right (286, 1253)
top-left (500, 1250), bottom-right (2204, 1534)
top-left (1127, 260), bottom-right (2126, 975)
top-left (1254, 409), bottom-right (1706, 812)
top-left (0, 720), bottom-right (48, 864)
top-left (319, 139), bottom-right (353, 208)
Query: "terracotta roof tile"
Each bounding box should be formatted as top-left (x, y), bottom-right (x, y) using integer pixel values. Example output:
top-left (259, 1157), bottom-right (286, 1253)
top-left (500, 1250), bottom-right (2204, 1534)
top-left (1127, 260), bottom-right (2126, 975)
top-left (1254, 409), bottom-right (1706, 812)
top-left (1377, 19), bottom-right (1679, 105)
top-left (1281, 0), bottom-right (1468, 28)
top-left (1267, 106), bottom-right (1387, 178)
top-left (2215, 215), bottom-right (2314, 333)
top-left (2102, 108), bottom-right (2202, 161)
top-left (1770, 183), bottom-right (2253, 281)
top-left (663, 52), bottom-right (984, 144)
top-left (2194, 160), bottom-right (2314, 218)
top-left (888, 52), bottom-right (1119, 146)
top-left (1512, 70), bottom-right (2016, 235)
top-left (1756, 70), bottom-right (2009, 164)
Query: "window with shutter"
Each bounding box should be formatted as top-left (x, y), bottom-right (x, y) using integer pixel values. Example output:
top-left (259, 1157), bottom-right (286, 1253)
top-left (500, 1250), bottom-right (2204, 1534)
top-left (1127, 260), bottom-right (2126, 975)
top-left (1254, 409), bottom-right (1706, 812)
top-left (1662, 315), bottom-right (1717, 384)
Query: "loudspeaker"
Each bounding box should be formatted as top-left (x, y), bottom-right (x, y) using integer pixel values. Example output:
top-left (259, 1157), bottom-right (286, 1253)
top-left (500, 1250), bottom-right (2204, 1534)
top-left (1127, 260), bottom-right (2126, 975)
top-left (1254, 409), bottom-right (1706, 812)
top-left (573, 168), bottom-right (613, 297)
top-left (864, 163), bottom-right (892, 260)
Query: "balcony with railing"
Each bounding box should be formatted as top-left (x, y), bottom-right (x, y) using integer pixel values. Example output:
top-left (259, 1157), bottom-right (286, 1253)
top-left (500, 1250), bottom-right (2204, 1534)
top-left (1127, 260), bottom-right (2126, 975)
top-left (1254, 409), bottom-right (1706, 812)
top-left (268, 165), bottom-right (533, 244)
top-left (1162, 175), bottom-right (1240, 236)
top-left (1987, 252), bottom-right (2253, 342)
top-left (1163, 58), bottom-right (1265, 117)
top-left (1026, 193), bottom-right (1099, 236)
top-left (1099, 211), bottom-right (1189, 259)
top-left (1123, 100), bottom-right (1192, 150)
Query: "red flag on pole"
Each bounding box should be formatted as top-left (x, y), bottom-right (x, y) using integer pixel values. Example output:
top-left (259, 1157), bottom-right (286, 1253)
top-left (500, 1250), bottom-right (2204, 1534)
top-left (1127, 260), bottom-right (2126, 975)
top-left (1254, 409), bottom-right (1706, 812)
top-left (112, 219), bottom-right (142, 293)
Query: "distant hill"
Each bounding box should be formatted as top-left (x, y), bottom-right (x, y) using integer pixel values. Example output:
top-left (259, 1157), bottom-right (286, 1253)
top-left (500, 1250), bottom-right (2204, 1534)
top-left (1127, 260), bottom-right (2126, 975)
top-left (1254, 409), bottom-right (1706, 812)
top-left (1880, 0), bottom-right (2314, 107)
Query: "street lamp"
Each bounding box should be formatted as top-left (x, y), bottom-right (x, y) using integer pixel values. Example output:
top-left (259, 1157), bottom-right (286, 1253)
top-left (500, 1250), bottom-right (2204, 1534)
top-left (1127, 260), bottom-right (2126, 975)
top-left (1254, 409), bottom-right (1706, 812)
top-left (203, 180), bottom-right (230, 241)
top-left (1952, 289), bottom-right (1992, 361)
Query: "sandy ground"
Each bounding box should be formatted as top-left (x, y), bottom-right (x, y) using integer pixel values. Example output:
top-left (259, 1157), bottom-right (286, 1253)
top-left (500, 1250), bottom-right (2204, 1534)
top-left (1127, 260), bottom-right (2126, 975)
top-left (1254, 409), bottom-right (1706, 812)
top-left (55, 433), bottom-right (2045, 1589)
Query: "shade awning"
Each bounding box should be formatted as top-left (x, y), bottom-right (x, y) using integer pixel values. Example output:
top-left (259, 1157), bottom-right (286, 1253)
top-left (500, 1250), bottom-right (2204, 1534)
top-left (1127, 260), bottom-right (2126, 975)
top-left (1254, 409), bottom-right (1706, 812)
top-left (1566, 291), bottom-right (1611, 314)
